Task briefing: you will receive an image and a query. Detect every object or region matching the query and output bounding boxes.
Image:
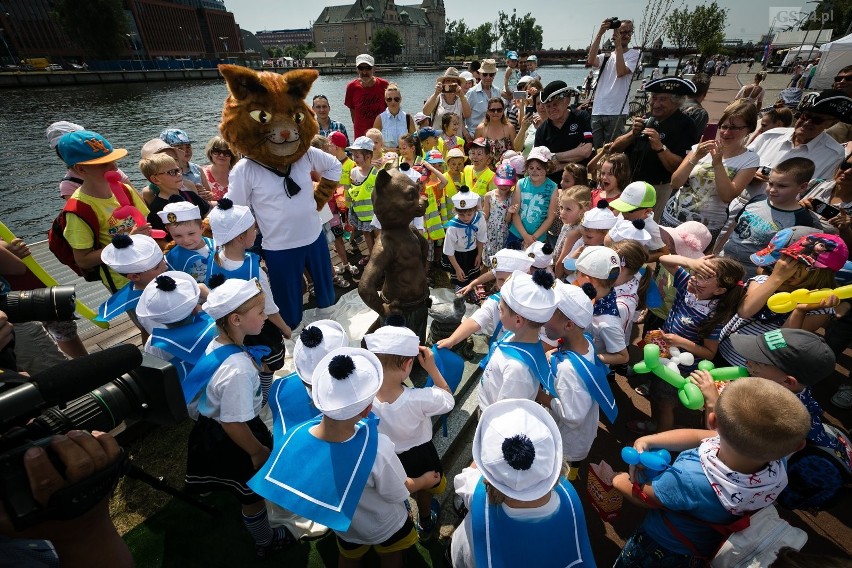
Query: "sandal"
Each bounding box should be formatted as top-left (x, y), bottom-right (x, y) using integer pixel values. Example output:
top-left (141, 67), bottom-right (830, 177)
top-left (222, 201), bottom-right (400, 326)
top-left (634, 384), bottom-right (650, 397)
top-left (627, 420), bottom-right (657, 435)
top-left (358, 256), bottom-right (371, 266)
top-left (333, 275), bottom-right (350, 288)
top-left (334, 265), bottom-right (346, 275)
top-left (830, 384), bottom-right (852, 409)
top-left (346, 263), bottom-right (360, 276)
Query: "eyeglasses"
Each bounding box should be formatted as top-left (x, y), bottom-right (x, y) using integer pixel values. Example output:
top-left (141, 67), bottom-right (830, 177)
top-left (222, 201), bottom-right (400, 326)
top-left (718, 124), bottom-right (747, 131)
top-left (211, 149), bottom-right (233, 157)
top-left (386, 96), bottom-right (401, 102)
top-left (834, 75), bottom-right (852, 83)
top-left (488, 107), bottom-right (504, 113)
top-left (795, 111), bottom-right (830, 125)
top-left (481, 72), bottom-right (495, 77)
top-left (157, 168), bottom-right (181, 177)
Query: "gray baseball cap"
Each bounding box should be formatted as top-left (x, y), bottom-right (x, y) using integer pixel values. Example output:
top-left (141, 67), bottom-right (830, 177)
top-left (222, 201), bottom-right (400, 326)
top-left (730, 329), bottom-right (835, 384)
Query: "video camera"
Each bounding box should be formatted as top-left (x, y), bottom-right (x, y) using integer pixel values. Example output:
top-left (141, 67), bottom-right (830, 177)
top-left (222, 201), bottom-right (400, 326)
top-left (0, 286), bottom-right (76, 324)
top-left (0, 344), bottom-right (188, 530)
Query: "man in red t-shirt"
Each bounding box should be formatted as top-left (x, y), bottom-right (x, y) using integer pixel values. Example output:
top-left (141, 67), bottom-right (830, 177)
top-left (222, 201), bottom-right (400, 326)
top-left (344, 53), bottom-right (389, 138)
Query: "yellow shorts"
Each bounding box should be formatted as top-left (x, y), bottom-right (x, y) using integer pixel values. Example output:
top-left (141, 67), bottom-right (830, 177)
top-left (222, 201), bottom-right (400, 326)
top-left (337, 518), bottom-right (418, 559)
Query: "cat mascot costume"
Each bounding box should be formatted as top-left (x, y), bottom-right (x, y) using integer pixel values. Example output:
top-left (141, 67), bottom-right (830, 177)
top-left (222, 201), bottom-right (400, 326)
top-left (219, 65), bottom-right (341, 328)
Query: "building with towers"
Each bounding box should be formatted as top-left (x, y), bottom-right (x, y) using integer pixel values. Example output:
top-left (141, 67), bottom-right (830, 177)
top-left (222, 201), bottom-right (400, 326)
top-left (312, 0), bottom-right (445, 63)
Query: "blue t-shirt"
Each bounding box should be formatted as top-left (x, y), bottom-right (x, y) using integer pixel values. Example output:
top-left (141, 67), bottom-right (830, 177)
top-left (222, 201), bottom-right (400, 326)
top-left (642, 448), bottom-right (738, 556)
top-left (509, 176), bottom-right (557, 241)
top-left (798, 388), bottom-right (845, 454)
top-left (663, 267), bottom-right (721, 343)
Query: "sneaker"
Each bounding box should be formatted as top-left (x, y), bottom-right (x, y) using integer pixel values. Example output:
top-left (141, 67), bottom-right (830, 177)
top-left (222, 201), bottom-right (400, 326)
top-left (452, 494), bottom-right (468, 518)
top-left (416, 509), bottom-right (438, 542)
top-left (831, 384), bottom-right (852, 409)
top-left (255, 527), bottom-right (296, 559)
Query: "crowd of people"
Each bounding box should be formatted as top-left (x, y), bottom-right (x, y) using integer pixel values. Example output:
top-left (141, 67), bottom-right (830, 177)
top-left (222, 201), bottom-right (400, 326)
top-left (1, 18), bottom-right (852, 567)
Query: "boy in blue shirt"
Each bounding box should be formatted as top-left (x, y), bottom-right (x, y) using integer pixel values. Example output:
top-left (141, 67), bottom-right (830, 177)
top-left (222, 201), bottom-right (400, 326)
top-left (159, 202), bottom-right (212, 283)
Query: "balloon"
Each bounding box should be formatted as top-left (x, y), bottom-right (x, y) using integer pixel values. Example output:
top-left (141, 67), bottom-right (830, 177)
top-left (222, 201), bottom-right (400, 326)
top-left (633, 344), bottom-right (705, 410)
top-left (767, 284), bottom-right (852, 313)
top-left (104, 171), bottom-right (167, 240)
top-left (621, 446), bottom-right (640, 465)
top-left (621, 446), bottom-right (672, 482)
top-left (696, 359), bottom-right (749, 381)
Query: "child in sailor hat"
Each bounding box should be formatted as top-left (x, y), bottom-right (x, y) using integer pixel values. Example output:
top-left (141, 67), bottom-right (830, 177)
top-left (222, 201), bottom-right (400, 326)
top-left (525, 240), bottom-right (555, 273)
top-left (562, 199), bottom-right (618, 272)
top-left (367, 322), bottom-right (454, 540)
top-left (451, 399), bottom-right (595, 567)
top-left (441, 185), bottom-right (487, 293)
top-left (160, 202), bottom-right (213, 284)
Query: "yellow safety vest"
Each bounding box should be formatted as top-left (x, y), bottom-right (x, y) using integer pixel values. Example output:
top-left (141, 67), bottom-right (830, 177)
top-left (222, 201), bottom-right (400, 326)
top-left (348, 168), bottom-right (377, 222)
top-left (437, 135), bottom-right (465, 157)
top-left (339, 157), bottom-right (355, 186)
top-left (463, 165), bottom-right (495, 196)
top-left (423, 181), bottom-right (445, 241)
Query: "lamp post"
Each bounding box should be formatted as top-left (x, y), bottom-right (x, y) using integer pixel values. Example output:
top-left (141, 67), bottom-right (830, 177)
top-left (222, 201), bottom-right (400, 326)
top-left (320, 41), bottom-right (327, 65)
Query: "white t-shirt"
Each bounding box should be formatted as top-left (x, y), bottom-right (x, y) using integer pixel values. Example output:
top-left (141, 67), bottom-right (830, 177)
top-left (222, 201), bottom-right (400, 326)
top-left (549, 340), bottom-right (600, 462)
top-left (470, 296), bottom-right (501, 337)
top-left (372, 387), bottom-right (455, 452)
top-left (614, 272), bottom-right (641, 334)
top-left (451, 467), bottom-right (560, 568)
top-left (197, 338), bottom-right (262, 423)
top-left (226, 148), bottom-right (342, 251)
top-left (443, 214), bottom-right (488, 255)
top-left (592, 49), bottom-right (641, 116)
top-left (333, 433), bottom-right (410, 545)
top-left (591, 311), bottom-right (627, 355)
top-left (479, 346), bottom-right (540, 411)
top-left (215, 254), bottom-right (279, 315)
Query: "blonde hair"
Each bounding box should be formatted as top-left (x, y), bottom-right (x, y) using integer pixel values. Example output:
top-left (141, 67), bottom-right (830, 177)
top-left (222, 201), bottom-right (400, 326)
top-left (139, 152), bottom-right (179, 180)
top-left (215, 293), bottom-right (266, 346)
top-left (561, 184), bottom-right (592, 210)
top-left (609, 240), bottom-right (651, 310)
top-left (715, 379), bottom-right (810, 461)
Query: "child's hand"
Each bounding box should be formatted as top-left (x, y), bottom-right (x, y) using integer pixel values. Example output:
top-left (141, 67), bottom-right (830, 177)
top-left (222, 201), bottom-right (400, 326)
top-left (418, 470), bottom-right (441, 489)
top-left (771, 255), bottom-right (800, 280)
top-left (535, 387), bottom-right (554, 407)
top-left (690, 255), bottom-right (717, 279)
top-left (795, 293), bottom-right (839, 313)
top-left (662, 333), bottom-right (689, 349)
top-left (688, 369), bottom-right (719, 407)
top-left (7, 238), bottom-right (30, 259)
top-left (250, 446), bottom-right (271, 470)
top-left (455, 268), bottom-right (466, 282)
top-left (508, 203), bottom-right (520, 214)
top-left (474, 254), bottom-right (482, 269)
top-left (457, 282), bottom-right (474, 296)
top-left (417, 345), bottom-right (439, 374)
top-left (522, 235), bottom-right (536, 249)
top-left (130, 223), bottom-right (152, 236)
top-left (436, 336), bottom-right (458, 349)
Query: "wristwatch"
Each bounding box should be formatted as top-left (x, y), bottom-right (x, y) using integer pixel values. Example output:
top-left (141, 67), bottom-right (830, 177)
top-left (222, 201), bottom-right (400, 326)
top-left (654, 145), bottom-right (667, 154)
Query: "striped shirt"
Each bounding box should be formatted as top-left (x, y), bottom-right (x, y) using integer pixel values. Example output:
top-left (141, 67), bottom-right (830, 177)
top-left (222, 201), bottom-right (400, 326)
top-left (663, 268), bottom-right (720, 343)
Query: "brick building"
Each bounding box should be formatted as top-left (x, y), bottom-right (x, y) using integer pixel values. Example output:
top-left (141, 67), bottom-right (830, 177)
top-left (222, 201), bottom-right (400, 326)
top-left (255, 29), bottom-right (313, 49)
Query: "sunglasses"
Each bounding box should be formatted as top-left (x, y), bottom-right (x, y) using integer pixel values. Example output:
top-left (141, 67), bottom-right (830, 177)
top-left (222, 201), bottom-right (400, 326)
top-left (312, 94), bottom-right (328, 101)
top-left (481, 72), bottom-right (496, 77)
top-left (357, 66), bottom-right (372, 71)
top-left (386, 96), bottom-right (401, 102)
top-left (795, 111), bottom-right (830, 125)
top-left (488, 107), bottom-right (504, 113)
top-left (834, 75), bottom-right (852, 83)
top-left (211, 149), bottom-right (233, 157)
top-left (157, 168), bottom-right (181, 177)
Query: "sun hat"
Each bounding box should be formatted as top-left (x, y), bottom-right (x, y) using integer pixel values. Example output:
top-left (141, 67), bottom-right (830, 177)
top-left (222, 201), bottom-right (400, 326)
top-left (525, 241), bottom-right (554, 269)
top-left (451, 185), bottom-right (480, 210)
top-left (100, 234), bottom-right (162, 274)
top-left (439, 66), bottom-right (462, 84)
top-left (490, 248), bottom-right (535, 275)
top-left (46, 121), bottom-right (85, 149)
top-left (501, 270), bottom-right (558, 323)
top-left (159, 128), bottom-right (193, 146)
top-left (208, 198), bottom-right (256, 248)
top-left (572, 246), bottom-right (620, 280)
top-left (609, 181), bottom-right (656, 212)
top-left (328, 131), bottom-right (348, 149)
top-left (526, 146), bottom-right (552, 165)
top-left (141, 138), bottom-right (175, 159)
top-left (293, 320), bottom-right (349, 385)
top-left (552, 281), bottom-right (594, 329)
top-left (202, 278), bottom-right (262, 321)
top-left (446, 147), bottom-right (466, 161)
top-left (608, 218), bottom-right (652, 245)
top-left (364, 325), bottom-right (420, 357)
top-left (729, 329), bottom-right (835, 384)
top-left (507, 154), bottom-right (526, 175)
top-left (355, 54), bottom-right (375, 67)
top-left (57, 130), bottom-right (128, 167)
top-left (473, 399), bottom-right (562, 502)
top-left (413, 112), bottom-right (430, 126)
top-left (347, 136), bottom-right (375, 152)
top-left (157, 202), bottom-right (201, 225)
top-left (664, 221), bottom-right (713, 260)
top-left (424, 149), bottom-right (445, 164)
top-left (480, 59), bottom-right (498, 74)
top-left (494, 161), bottom-right (516, 186)
top-left (781, 233), bottom-right (849, 271)
top-left (459, 71), bottom-right (475, 83)
top-left (311, 347), bottom-right (383, 420)
top-left (643, 77), bottom-right (697, 96)
top-left (581, 200), bottom-right (617, 230)
top-left (135, 272), bottom-right (200, 324)
top-left (749, 227), bottom-right (821, 267)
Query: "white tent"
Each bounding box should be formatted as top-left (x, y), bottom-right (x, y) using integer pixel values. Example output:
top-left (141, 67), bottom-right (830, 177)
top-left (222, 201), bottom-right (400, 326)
top-left (781, 45), bottom-right (820, 67)
top-left (812, 32), bottom-right (852, 90)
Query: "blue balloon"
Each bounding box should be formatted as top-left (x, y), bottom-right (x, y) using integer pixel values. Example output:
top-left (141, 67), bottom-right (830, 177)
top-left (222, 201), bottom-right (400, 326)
top-left (621, 446), bottom-right (640, 465)
top-left (638, 449), bottom-right (671, 472)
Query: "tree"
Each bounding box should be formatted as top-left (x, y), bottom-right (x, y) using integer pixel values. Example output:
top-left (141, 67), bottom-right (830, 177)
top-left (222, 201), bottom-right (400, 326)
top-left (496, 10), bottom-right (543, 52)
top-left (664, 2), bottom-right (728, 72)
top-left (52, 0), bottom-right (129, 59)
top-left (444, 18), bottom-right (474, 57)
top-left (470, 22), bottom-right (497, 57)
top-left (370, 28), bottom-right (404, 63)
top-left (802, 0), bottom-right (852, 40)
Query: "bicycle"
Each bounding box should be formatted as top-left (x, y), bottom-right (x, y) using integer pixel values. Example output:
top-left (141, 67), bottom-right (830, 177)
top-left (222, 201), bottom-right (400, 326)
top-left (628, 90), bottom-right (649, 119)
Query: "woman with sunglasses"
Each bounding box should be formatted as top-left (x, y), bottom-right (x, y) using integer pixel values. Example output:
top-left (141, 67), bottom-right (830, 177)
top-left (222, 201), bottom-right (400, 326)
top-left (203, 136), bottom-right (237, 201)
top-left (373, 83), bottom-right (415, 150)
top-left (475, 98), bottom-right (517, 166)
top-left (661, 101), bottom-right (760, 242)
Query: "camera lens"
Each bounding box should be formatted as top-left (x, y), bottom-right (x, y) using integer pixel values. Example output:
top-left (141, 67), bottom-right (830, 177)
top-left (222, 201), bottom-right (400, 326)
top-left (0, 286), bottom-right (76, 324)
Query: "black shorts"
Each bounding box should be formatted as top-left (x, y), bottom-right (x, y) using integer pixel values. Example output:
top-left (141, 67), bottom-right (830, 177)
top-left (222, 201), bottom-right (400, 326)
top-left (243, 319), bottom-right (285, 371)
top-left (397, 441), bottom-right (444, 480)
top-left (331, 224), bottom-right (345, 238)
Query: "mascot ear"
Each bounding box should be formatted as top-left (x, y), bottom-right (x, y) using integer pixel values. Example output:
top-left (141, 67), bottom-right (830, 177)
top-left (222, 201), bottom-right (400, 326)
top-left (219, 64), bottom-right (268, 100)
top-left (285, 69), bottom-right (320, 100)
top-left (375, 168), bottom-right (392, 199)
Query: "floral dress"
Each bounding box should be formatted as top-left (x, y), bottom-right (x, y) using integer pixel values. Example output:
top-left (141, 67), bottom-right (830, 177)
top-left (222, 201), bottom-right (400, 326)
top-left (484, 190), bottom-right (511, 260)
top-left (203, 166), bottom-right (228, 201)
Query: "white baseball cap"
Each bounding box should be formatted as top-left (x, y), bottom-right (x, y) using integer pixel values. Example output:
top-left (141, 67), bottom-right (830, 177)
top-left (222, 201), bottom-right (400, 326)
top-left (574, 246), bottom-right (621, 280)
top-left (526, 146), bottom-right (552, 165)
top-left (46, 121), bottom-right (85, 149)
top-left (347, 136), bottom-right (375, 152)
top-left (355, 54), bottom-right (375, 67)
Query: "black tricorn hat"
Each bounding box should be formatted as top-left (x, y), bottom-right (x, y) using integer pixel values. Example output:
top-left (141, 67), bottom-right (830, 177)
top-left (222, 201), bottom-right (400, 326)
top-left (799, 89), bottom-right (852, 123)
top-left (644, 77), bottom-right (697, 96)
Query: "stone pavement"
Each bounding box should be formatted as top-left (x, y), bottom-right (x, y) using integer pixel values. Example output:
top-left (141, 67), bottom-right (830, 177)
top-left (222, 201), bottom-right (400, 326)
top-left (701, 63), bottom-right (793, 122)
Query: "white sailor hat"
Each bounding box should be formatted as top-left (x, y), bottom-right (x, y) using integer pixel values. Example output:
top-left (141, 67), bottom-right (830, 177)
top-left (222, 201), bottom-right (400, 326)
top-left (608, 218), bottom-right (652, 246)
top-left (553, 281), bottom-right (593, 329)
top-left (451, 185), bottom-right (480, 210)
top-left (525, 241), bottom-right (554, 269)
top-left (501, 269), bottom-right (557, 324)
top-left (135, 271), bottom-right (200, 324)
top-left (312, 347), bottom-right (383, 420)
top-left (364, 325), bottom-right (420, 357)
top-left (202, 278), bottom-right (262, 321)
top-left (46, 120), bottom-right (85, 149)
top-left (157, 201), bottom-right (202, 225)
top-left (100, 234), bottom-right (163, 275)
top-left (490, 248), bottom-right (535, 275)
top-left (208, 197), bottom-right (255, 248)
top-left (581, 200), bottom-right (617, 230)
top-left (293, 320), bottom-right (349, 385)
top-left (474, 399), bottom-right (562, 502)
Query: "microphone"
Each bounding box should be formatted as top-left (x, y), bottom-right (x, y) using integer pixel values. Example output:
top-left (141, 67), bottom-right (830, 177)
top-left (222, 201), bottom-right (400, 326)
top-left (0, 344), bottom-right (143, 426)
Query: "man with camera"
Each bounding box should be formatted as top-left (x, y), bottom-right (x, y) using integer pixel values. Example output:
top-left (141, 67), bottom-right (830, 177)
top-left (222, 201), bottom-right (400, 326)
top-left (586, 17), bottom-right (640, 148)
top-left (422, 66), bottom-right (471, 137)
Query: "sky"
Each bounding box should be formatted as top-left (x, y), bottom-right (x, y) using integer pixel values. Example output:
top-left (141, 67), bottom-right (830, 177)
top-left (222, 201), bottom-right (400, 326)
top-left (224, 0), bottom-right (805, 49)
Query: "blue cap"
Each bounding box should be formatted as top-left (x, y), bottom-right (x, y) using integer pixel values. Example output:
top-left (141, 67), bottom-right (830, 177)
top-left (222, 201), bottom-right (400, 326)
top-left (57, 130), bottom-right (128, 167)
top-left (417, 127), bottom-right (438, 141)
top-left (159, 128), bottom-right (193, 146)
top-left (749, 226), bottom-right (820, 267)
top-left (506, 50), bottom-right (519, 60)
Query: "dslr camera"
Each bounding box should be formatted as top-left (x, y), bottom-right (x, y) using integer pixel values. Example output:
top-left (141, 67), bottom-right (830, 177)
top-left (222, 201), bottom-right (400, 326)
top-left (0, 285), bottom-right (76, 323)
top-left (607, 17), bottom-right (622, 30)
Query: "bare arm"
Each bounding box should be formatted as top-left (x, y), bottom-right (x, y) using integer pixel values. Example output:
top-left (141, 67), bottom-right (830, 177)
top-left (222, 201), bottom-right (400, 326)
top-left (529, 188), bottom-right (559, 242)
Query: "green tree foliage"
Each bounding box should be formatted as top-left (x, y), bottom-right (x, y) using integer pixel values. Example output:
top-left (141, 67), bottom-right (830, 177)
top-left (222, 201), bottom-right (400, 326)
top-left (664, 2), bottom-right (728, 70)
top-left (497, 10), bottom-right (544, 52)
top-left (370, 28), bottom-right (403, 63)
top-left (470, 22), bottom-right (497, 57)
top-left (802, 0), bottom-right (852, 38)
top-left (52, 0), bottom-right (129, 59)
top-left (444, 19), bottom-right (474, 57)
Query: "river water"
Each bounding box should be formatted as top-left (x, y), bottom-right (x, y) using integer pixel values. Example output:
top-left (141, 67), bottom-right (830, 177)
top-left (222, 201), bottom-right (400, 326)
top-left (0, 65), bottom-right (595, 241)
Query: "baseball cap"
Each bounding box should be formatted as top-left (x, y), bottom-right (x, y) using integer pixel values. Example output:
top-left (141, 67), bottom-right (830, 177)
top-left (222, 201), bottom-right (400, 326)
top-left (141, 138), bottom-right (174, 159)
top-left (459, 71), bottom-right (474, 83)
top-left (355, 54), bottom-right (375, 68)
top-left (328, 131), bottom-right (348, 149)
top-left (526, 146), bottom-right (552, 165)
top-left (446, 147), bottom-right (466, 161)
top-left (781, 233), bottom-right (849, 271)
top-left (413, 112), bottom-right (430, 125)
top-left (347, 136), bottom-right (375, 152)
top-left (417, 127), bottom-right (438, 141)
top-left (730, 329), bottom-right (835, 384)
top-left (494, 161), bottom-right (516, 186)
top-left (573, 246), bottom-right (620, 280)
top-left (159, 128), bottom-right (193, 146)
top-left (57, 130), bottom-right (128, 167)
top-left (424, 149), bottom-right (445, 164)
top-left (527, 55), bottom-right (538, 62)
top-left (609, 181), bottom-right (656, 212)
top-left (470, 137), bottom-right (488, 149)
top-left (46, 121), bottom-right (85, 149)
top-left (750, 227), bottom-right (820, 267)
top-left (506, 51), bottom-right (519, 60)
top-left (664, 221), bottom-right (712, 260)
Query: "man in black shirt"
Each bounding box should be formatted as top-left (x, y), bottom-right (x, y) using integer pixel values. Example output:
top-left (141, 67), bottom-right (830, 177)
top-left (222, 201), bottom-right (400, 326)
top-left (610, 77), bottom-right (699, 216)
top-left (534, 80), bottom-right (594, 184)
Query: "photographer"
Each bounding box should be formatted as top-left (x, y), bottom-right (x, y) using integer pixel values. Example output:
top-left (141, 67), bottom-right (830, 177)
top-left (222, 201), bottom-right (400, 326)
top-left (0, 430), bottom-right (132, 568)
top-left (586, 18), bottom-right (640, 148)
top-left (423, 67), bottom-right (471, 138)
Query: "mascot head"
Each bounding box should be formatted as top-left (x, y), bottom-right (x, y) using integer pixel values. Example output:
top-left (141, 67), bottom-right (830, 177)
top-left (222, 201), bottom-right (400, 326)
top-left (218, 64), bottom-right (318, 168)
